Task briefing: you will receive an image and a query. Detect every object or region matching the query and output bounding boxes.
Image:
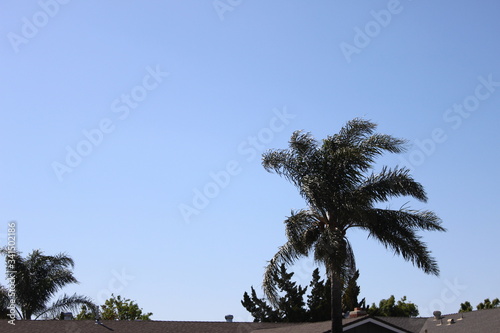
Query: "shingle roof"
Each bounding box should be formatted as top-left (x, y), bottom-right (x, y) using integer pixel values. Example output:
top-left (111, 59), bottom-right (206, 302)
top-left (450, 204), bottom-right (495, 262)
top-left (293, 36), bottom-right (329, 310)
top-left (419, 307), bottom-right (500, 333)
top-left (376, 316), bottom-right (428, 333)
top-left (251, 316), bottom-right (375, 333)
top-left (250, 320), bottom-right (331, 333)
top-left (251, 309), bottom-right (500, 333)
top-left (2, 308), bottom-right (499, 333)
top-left (0, 320), bottom-right (295, 333)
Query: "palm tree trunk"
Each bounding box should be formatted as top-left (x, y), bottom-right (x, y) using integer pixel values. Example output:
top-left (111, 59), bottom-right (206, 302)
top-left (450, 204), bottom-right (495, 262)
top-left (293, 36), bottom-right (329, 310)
top-left (330, 267), bottom-right (343, 333)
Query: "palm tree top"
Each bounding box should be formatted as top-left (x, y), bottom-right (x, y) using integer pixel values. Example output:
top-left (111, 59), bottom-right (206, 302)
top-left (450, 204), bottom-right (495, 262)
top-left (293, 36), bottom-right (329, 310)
top-left (1, 248), bottom-right (98, 320)
top-left (261, 119), bottom-right (445, 333)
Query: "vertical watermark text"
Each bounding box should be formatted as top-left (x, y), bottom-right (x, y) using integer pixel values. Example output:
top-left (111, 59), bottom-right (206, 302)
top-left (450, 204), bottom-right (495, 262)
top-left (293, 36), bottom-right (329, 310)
top-left (5, 222), bottom-right (17, 325)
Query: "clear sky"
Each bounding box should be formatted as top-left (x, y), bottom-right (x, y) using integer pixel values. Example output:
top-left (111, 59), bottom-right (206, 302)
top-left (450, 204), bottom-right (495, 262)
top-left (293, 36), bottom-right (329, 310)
top-left (1, 0), bottom-right (499, 322)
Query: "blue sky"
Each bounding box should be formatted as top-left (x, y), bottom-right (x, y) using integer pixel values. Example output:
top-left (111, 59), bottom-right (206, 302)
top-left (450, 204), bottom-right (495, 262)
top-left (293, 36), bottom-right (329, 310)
top-left (1, 0), bottom-right (499, 322)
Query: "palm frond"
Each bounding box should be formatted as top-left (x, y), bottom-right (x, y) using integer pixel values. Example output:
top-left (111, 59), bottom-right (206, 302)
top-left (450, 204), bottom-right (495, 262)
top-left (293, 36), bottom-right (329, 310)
top-left (343, 239), bottom-right (357, 280)
top-left (360, 133), bottom-right (407, 154)
top-left (355, 167), bottom-right (428, 204)
top-left (262, 131), bottom-right (322, 205)
top-left (284, 210), bottom-right (321, 253)
top-left (334, 118), bottom-right (377, 146)
top-left (262, 241), bottom-right (302, 306)
top-left (34, 294), bottom-right (98, 320)
top-left (355, 207), bottom-right (445, 232)
top-left (356, 208), bottom-right (444, 275)
top-left (289, 130), bottom-right (318, 156)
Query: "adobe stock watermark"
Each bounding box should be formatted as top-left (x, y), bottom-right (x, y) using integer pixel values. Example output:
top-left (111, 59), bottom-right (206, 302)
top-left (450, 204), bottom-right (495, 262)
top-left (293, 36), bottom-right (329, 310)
top-left (399, 74), bottom-right (499, 169)
top-left (51, 65), bottom-right (169, 182)
top-left (419, 278), bottom-right (467, 316)
top-left (5, 222), bottom-right (17, 326)
top-left (213, 0), bottom-right (242, 21)
top-left (95, 267), bottom-right (135, 305)
top-left (339, 0), bottom-right (407, 64)
top-left (7, 0), bottom-right (71, 54)
top-left (178, 106), bottom-right (296, 224)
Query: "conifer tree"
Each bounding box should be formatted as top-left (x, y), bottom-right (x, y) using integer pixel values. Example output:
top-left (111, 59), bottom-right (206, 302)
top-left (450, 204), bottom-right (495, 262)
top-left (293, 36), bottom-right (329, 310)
top-left (307, 268), bottom-right (330, 321)
top-left (342, 270), bottom-right (362, 313)
top-left (242, 264), bottom-right (308, 322)
top-left (241, 287), bottom-right (279, 322)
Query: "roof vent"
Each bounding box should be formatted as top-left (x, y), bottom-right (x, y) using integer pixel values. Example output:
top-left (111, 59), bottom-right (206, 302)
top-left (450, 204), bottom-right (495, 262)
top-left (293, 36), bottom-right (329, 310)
top-left (447, 318), bottom-right (455, 325)
top-left (432, 311), bottom-right (442, 320)
top-left (225, 314), bottom-right (234, 322)
top-left (62, 312), bottom-right (73, 320)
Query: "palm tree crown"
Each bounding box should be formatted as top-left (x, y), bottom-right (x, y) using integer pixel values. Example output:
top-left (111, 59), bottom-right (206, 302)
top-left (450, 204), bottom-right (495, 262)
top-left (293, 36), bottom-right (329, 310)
top-left (1, 248), bottom-right (97, 320)
top-left (261, 119), bottom-right (445, 333)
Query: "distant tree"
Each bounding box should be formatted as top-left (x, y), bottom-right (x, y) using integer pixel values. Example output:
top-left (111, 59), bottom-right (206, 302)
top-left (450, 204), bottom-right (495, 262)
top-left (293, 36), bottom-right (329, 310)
top-left (241, 287), bottom-right (280, 322)
top-left (307, 268), bottom-right (330, 322)
top-left (0, 249), bottom-right (97, 320)
top-left (458, 301), bottom-right (473, 313)
top-left (242, 264), bottom-right (308, 322)
top-left (274, 264), bottom-right (308, 322)
top-left (76, 295), bottom-right (152, 321)
top-left (75, 304), bottom-right (95, 320)
top-left (98, 294), bottom-right (152, 321)
top-left (368, 295), bottom-right (419, 317)
top-left (342, 270), bottom-right (363, 313)
top-left (477, 298), bottom-right (500, 310)
top-left (244, 266), bottom-right (365, 323)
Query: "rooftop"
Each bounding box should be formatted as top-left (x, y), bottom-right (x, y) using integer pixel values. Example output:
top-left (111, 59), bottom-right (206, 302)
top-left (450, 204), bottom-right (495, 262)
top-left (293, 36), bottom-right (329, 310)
top-left (2, 308), bottom-right (499, 333)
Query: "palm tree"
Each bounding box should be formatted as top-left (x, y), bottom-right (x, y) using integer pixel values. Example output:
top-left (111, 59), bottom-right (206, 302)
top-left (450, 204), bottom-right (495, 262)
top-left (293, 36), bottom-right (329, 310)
top-left (0, 249), bottom-right (97, 320)
top-left (261, 119), bottom-right (445, 333)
